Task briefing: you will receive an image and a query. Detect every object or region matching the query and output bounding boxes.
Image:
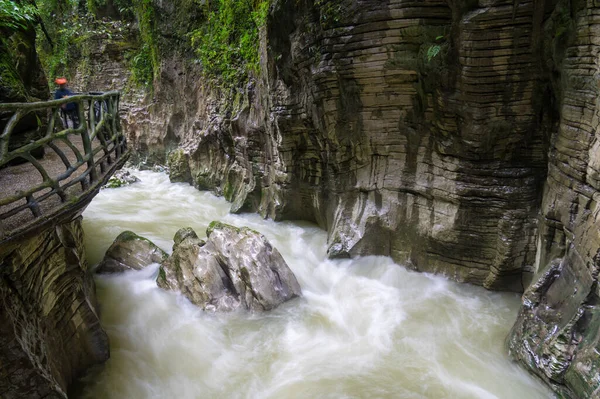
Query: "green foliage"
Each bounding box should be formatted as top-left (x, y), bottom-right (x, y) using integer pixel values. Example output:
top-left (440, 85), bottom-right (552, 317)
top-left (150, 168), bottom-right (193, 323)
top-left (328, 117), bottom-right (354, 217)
top-left (86, 0), bottom-right (106, 16)
top-left (0, 0), bottom-right (38, 100)
top-left (426, 44), bottom-right (440, 62)
top-left (127, 42), bottom-right (153, 86)
top-left (315, 0), bottom-right (344, 29)
top-left (554, 5), bottom-right (572, 39)
top-left (36, 0), bottom-right (142, 88)
top-left (190, 0), bottom-right (270, 86)
top-left (129, 0), bottom-right (158, 84)
top-left (0, 46), bottom-right (28, 99)
top-left (38, 14), bottom-right (118, 79)
top-left (426, 36), bottom-right (445, 62)
top-left (113, 0), bottom-right (133, 19)
top-left (0, 0), bottom-right (38, 31)
top-left (35, 0), bottom-right (81, 80)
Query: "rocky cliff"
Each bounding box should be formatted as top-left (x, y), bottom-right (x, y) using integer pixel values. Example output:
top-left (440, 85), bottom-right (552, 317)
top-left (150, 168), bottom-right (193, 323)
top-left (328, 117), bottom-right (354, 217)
top-left (0, 218), bottom-right (109, 398)
top-left (131, 0), bottom-right (553, 291)
top-left (507, 1), bottom-right (600, 397)
top-left (114, 0), bottom-right (600, 396)
top-left (47, 0), bottom-right (599, 396)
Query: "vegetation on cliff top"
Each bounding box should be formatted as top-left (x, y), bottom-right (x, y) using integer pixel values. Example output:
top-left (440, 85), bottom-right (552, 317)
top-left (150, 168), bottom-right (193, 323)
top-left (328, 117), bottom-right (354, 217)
top-left (190, 0), bottom-right (270, 86)
top-left (0, 0), bottom-right (38, 31)
top-left (0, 0), bottom-right (39, 99)
top-left (30, 0), bottom-right (272, 89)
top-left (7, 0), bottom-right (350, 92)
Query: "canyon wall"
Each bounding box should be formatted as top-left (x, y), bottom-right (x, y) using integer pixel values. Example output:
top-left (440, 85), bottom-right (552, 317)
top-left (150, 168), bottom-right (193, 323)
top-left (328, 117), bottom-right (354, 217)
top-left (507, 1), bottom-right (600, 397)
top-left (132, 0), bottom-right (555, 291)
top-left (0, 217), bottom-right (109, 398)
top-left (117, 0), bottom-right (600, 396)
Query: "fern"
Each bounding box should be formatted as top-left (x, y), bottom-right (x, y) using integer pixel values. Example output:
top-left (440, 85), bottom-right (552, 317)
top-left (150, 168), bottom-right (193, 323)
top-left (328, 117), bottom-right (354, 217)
top-left (427, 44), bottom-right (441, 62)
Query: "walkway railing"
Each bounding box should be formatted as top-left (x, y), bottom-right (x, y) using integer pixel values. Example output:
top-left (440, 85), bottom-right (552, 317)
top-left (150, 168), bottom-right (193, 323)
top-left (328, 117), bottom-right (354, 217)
top-left (0, 91), bottom-right (129, 244)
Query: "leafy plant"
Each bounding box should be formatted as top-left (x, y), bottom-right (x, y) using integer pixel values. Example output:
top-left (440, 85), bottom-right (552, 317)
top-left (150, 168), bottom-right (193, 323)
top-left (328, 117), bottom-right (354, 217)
top-left (426, 36), bottom-right (445, 62)
top-left (427, 45), bottom-right (440, 62)
top-left (0, 0), bottom-right (40, 99)
top-left (130, 0), bottom-right (159, 82)
top-left (0, 0), bottom-right (38, 30)
top-left (128, 42), bottom-right (153, 86)
top-left (315, 0), bottom-right (344, 29)
top-left (190, 0), bottom-right (270, 86)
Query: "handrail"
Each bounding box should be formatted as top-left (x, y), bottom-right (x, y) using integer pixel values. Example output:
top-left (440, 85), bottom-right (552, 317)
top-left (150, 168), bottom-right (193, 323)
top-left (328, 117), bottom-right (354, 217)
top-left (0, 91), bottom-right (129, 244)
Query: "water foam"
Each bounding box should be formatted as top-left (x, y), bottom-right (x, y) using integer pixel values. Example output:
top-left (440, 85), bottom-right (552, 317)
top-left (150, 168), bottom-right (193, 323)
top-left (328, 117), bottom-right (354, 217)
top-left (77, 170), bottom-right (553, 399)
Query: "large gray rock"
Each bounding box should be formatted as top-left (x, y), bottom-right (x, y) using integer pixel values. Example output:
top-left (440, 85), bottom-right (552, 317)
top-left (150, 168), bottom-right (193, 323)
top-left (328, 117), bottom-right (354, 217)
top-left (157, 223), bottom-right (302, 311)
top-left (96, 231), bottom-right (168, 274)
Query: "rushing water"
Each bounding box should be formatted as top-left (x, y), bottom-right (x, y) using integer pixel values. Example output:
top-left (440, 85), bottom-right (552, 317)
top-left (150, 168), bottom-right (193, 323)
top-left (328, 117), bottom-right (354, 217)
top-left (77, 170), bottom-right (553, 399)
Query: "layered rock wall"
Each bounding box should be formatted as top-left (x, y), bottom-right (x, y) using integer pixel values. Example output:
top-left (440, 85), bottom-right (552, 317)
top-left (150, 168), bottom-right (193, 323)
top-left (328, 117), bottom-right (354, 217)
top-left (0, 218), bottom-right (109, 398)
top-left (130, 0), bottom-right (553, 291)
top-left (116, 0), bottom-right (600, 395)
top-left (507, 1), bottom-right (600, 397)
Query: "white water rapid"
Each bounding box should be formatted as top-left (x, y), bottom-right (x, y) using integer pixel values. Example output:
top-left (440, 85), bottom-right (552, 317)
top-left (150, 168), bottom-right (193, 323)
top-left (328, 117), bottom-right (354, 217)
top-left (77, 170), bottom-right (553, 399)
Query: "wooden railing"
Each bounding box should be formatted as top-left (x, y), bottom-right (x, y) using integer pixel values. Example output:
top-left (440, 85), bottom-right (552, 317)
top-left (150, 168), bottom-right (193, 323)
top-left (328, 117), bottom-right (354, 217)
top-left (0, 91), bottom-right (129, 244)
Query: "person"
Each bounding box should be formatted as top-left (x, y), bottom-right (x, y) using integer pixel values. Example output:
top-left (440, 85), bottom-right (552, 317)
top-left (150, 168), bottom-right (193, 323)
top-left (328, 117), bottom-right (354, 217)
top-left (54, 77), bottom-right (79, 128)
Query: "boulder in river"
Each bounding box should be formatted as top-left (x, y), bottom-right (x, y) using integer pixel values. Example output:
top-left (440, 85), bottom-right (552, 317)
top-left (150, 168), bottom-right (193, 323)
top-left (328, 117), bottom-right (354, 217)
top-left (96, 231), bottom-right (168, 273)
top-left (103, 169), bottom-right (140, 189)
top-left (157, 222), bottom-right (302, 311)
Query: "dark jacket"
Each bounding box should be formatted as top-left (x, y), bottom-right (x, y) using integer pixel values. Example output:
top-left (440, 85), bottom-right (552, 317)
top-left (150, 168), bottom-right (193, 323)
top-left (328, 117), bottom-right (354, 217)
top-left (54, 88), bottom-right (76, 111)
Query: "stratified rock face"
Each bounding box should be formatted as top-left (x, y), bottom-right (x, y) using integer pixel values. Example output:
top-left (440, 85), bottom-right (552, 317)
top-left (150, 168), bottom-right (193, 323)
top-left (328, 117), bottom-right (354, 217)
top-left (95, 230), bottom-right (168, 273)
top-left (132, 0), bottom-right (550, 292)
top-left (112, 1), bottom-right (600, 394)
top-left (158, 223), bottom-right (302, 311)
top-left (0, 217), bottom-right (109, 398)
top-left (507, 2), bottom-right (600, 397)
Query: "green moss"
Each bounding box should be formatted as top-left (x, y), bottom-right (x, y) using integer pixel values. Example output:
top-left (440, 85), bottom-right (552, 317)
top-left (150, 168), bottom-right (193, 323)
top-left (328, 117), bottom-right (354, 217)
top-left (194, 173), bottom-right (213, 191)
top-left (0, 48), bottom-right (27, 100)
top-left (207, 221), bottom-right (242, 237)
top-left (190, 0), bottom-right (270, 87)
top-left (223, 180), bottom-right (235, 201)
top-left (173, 227), bottom-right (198, 246)
top-left (241, 226), bottom-right (261, 236)
top-left (116, 230), bottom-right (143, 242)
top-left (104, 176), bottom-right (125, 188)
top-left (315, 0), bottom-right (347, 29)
top-left (168, 148), bottom-right (191, 183)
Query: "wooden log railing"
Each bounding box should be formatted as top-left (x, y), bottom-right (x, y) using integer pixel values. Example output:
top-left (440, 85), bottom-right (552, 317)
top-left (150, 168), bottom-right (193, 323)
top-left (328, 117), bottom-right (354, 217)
top-left (0, 91), bottom-right (129, 245)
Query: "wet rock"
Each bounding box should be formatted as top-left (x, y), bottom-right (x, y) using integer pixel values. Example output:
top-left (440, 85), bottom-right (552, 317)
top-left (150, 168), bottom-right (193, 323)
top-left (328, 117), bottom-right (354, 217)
top-left (172, 226), bottom-right (199, 248)
top-left (0, 217), bottom-right (108, 398)
top-left (122, 0), bottom-right (551, 292)
top-left (168, 148), bottom-right (191, 183)
top-left (96, 230), bottom-right (168, 274)
top-left (103, 169), bottom-right (140, 189)
top-left (157, 223), bottom-right (302, 311)
top-left (506, 2), bottom-right (600, 397)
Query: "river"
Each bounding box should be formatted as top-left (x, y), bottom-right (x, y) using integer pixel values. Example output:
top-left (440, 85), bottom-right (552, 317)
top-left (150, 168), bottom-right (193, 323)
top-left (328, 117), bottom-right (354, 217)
top-left (76, 170), bottom-right (553, 399)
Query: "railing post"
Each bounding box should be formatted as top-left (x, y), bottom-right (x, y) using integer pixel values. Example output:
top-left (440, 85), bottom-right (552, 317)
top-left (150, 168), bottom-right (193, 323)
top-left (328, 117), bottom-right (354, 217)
top-left (79, 98), bottom-right (97, 184)
top-left (113, 95), bottom-right (122, 158)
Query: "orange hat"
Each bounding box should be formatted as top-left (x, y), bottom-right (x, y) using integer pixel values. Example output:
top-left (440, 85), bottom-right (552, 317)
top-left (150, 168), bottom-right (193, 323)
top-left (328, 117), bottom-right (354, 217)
top-left (55, 77), bottom-right (67, 85)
